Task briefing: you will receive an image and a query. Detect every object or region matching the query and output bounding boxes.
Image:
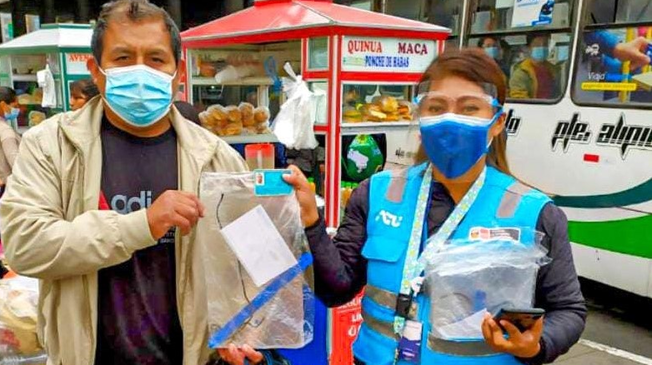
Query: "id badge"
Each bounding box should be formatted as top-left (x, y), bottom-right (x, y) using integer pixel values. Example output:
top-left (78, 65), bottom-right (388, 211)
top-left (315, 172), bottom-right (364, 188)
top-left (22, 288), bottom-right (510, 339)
top-left (253, 169), bottom-right (293, 196)
top-left (397, 320), bottom-right (423, 363)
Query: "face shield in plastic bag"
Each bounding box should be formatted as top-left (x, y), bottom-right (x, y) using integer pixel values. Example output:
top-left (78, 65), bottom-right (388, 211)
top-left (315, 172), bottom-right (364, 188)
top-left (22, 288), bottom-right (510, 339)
top-left (423, 229), bottom-right (550, 341)
top-left (196, 172), bottom-right (314, 349)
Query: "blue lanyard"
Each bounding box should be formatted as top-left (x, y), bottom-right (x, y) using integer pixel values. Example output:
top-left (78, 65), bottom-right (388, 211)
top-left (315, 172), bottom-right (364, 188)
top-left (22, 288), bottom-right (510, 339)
top-left (394, 165), bottom-right (486, 334)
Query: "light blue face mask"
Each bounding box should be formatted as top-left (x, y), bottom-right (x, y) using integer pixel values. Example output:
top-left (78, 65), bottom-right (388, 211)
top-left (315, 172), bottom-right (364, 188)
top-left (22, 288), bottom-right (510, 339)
top-left (100, 64), bottom-right (175, 128)
top-left (531, 46), bottom-right (549, 62)
top-left (557, 46), bottom-right (569, 62)
top-left (484, 46), bottom-right (500, 60)
top-left (4, 107), bottom-right (19, 121)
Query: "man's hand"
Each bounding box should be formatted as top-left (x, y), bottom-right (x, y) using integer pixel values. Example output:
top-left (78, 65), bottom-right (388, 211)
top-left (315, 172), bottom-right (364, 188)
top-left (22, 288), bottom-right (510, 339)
top-left (146, 190), bottom-right (205, 240)
top-left (283, 165), bottom-right (319, 228)
top-left (613, 37), bottom-right (651, 70)
top-left (217, 345), bottom-right (265, 365)
top-left (481, 313), bottom-right (544, 359)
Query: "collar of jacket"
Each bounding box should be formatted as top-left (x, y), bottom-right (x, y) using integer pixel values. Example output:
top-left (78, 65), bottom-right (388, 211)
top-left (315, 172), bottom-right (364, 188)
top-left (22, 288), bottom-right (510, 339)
top-left (57, 96), bottom-right (218, 168)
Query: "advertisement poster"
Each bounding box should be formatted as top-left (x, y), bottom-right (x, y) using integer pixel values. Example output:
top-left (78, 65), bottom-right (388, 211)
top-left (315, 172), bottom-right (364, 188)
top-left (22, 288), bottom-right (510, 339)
top-left (511, 0), bottom-right (555, 28)
top-left (0, 13), bottom-right (13, 43)
top-left (574, 27), bottom-right (652, 105)
top-left (342, 36), bottom-right (437, 73)
top-left (65, 53), bottom-right (93, 75)
top-left (25, 14), bottom-right (40, 33)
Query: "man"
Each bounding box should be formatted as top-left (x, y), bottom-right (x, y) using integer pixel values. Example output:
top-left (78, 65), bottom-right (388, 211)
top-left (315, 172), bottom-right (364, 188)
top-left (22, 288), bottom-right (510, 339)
top-left (0, 87), bottom-right (20, 190)
top-left (0, 1), bottom-right (266, 365)
top-left (509, 33), bottom-right (561, 99)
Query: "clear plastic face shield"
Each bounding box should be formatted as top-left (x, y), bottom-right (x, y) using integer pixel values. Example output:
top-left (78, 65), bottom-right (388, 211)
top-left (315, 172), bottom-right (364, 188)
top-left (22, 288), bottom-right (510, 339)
top-left (412, 80), bottom-right (504, 181)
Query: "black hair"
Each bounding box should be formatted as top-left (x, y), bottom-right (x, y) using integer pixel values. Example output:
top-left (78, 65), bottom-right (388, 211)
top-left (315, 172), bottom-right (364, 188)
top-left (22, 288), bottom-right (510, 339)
top-left (477, 36), bottom-right (497, 48)
top-left (526, 32), bottom-right (549, 46)
top-left (91, 0), bottom-right (181, 65)
top-left (0, 87), bottom-right (16, 104)
top-left (174, 101), bottom-right (201, 125)
top-left (70, 79), bottom-right (100, 99)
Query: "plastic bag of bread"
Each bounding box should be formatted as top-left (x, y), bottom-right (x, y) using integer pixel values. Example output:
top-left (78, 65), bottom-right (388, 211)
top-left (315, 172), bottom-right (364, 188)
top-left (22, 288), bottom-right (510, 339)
top-left (223, 106), bottom-right (243, 136)
top-left (362, 104), bottom-right (386, 122)
top-left (253, 106), bottom-right (271, 134)
top-left (398, 101), bottom-right (415, 121)
top-left (28, 111), bottom-right (47, 127)
top-left (0, 276), bottom-right (41, 355)
top-left (378, 95), bottom-right (399, 114)
top-left (239, 102), bottom-right (256, 128)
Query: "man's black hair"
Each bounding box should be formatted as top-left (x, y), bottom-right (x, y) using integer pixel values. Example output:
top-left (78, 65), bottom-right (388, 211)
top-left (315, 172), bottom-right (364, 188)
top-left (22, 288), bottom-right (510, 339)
top-left (0, 87), bottom-right (16, 104)
top-left (91, 0), bottom-right (181, 65)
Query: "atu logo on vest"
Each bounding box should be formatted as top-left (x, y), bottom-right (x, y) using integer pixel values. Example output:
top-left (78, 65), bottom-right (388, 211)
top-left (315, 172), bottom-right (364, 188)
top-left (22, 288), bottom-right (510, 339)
top-left (111, 191), bottom-right (153, 214)
top-left (376, 210), bottom-right (403, 228)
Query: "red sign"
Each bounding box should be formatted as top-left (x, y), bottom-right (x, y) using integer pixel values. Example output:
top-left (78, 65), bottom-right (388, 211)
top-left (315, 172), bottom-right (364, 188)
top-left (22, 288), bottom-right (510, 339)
top-left (330, 291), bottom-right (364, 365)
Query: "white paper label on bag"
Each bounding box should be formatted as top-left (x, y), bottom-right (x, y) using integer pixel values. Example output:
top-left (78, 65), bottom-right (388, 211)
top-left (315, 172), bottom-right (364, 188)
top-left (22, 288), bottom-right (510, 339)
top-left (221, 205), bottom-right (298, 287)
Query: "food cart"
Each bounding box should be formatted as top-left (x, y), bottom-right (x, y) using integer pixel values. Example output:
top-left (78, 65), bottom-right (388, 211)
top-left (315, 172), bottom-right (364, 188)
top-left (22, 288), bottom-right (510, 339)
top-left (181, 1), bottom-right (448, 363)
top-left (0, 23), bottom-right (93, 130)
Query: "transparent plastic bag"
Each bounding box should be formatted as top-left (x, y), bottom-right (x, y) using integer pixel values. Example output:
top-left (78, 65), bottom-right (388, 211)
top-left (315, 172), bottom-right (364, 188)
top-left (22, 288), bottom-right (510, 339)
top-left (0, 276), bottom-right (41, 357)
top-left (424, 229), bottom-right (550, 340)
top-left (271, 62), bottom-right (318, 149)
top-left (196, 172), bottom-right (314, 349)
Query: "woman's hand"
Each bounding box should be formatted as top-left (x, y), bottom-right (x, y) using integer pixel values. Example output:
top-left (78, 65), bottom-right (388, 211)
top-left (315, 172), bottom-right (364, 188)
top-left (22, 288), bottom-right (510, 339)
top-left (217, 345), bottom-right (265, 365)
top-left (481, 313), bottom-right (544, 359)
top-left (283, 165), bottom-right (319, 227)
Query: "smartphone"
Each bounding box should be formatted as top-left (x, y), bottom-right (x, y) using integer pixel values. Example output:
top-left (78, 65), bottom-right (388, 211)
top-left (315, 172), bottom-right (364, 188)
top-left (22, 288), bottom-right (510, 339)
top-left (494, 308), bottom-right (545, 332)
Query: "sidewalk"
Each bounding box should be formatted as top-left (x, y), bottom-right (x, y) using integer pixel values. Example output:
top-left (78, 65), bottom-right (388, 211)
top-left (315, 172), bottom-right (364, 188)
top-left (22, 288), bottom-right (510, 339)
top-left (555, 340), bottom-right (652, 365)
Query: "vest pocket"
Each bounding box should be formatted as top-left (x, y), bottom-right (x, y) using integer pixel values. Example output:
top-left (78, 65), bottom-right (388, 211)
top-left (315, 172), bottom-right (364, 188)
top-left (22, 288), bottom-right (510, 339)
top-left (353, 322), bottom-right (399, 365)
top-left (362, 235), bottom-right (407, 292)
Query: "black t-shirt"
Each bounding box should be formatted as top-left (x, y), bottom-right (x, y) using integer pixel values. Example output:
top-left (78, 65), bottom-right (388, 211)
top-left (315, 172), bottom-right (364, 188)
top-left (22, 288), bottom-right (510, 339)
top-left (95, 117), bottom-right (183, 365)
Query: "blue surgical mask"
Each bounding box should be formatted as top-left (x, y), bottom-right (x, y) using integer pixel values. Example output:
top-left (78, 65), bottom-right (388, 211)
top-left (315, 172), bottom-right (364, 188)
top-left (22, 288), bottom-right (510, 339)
top-left (419, 112), bottom-right (501, 179)
top-left (484, 46), bottom-right (500, 60)
top-left (531, 46), bottom-right (549, 62)
top-left (5, 107), bottom-right (19, 121)
top-left (100, 64), bottom-right (175, 128)
top-left (557, 46), bottom-right (569, 62)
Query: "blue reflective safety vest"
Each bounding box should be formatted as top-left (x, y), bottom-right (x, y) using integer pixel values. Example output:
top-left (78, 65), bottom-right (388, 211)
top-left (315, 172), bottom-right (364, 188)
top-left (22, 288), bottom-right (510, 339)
top-left (353, 164), bottom-right (551, 365)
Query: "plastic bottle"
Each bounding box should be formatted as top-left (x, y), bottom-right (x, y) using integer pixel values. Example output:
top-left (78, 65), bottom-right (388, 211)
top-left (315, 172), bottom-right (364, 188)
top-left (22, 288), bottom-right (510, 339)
top-left (0, 353), bottom-right (48, 365)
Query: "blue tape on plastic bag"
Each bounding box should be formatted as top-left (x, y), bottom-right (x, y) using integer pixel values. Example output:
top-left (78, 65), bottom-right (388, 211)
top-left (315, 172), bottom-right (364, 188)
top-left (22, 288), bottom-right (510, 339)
top-left (208, 253), bottom-right (314, 348)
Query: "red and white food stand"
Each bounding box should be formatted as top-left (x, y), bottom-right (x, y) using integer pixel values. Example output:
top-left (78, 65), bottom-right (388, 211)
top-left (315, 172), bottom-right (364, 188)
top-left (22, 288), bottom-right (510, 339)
top-left (181, 1), bottom-right (449, 363)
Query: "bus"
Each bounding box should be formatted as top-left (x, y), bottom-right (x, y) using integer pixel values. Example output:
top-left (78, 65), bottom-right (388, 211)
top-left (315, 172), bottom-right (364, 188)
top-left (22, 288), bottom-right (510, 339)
top-left (339, 0), bottom-right (652, 298)
top-left (436, 0), bottom-right (651, 299)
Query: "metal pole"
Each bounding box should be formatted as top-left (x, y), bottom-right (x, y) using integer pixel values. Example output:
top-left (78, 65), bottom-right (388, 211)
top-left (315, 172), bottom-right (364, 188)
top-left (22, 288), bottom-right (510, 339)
top-left (166, 0), bottom-right (182, 28)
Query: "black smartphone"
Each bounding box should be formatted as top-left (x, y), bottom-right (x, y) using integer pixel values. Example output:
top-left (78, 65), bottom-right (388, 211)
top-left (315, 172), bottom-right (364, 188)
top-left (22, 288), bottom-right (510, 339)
top-left (494, 308), bottom-right (545, 332)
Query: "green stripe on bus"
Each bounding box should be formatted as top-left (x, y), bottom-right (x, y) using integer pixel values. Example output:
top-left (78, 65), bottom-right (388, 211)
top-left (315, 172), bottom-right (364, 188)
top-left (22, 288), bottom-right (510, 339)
top-left (568, 214), bottom-right (652, 259)
top-left (554, 178), bottom-right (652, 209)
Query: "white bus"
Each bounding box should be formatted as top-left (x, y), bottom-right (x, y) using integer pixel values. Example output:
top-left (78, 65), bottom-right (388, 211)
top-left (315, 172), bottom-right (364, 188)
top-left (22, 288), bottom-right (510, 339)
top-left (344, 0), bottom-right (652, 298)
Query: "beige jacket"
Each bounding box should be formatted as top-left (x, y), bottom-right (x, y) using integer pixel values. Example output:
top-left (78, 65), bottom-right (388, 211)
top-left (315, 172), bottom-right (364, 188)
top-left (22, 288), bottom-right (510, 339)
top-left (0, 98), bottom-right (248, 365)
top-left (0, 118), bottom-right (20, 183)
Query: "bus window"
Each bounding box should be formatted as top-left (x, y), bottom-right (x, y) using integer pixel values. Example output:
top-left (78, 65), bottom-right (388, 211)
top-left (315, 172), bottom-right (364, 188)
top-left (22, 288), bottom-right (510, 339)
top-left (421, 0), bottom-right (463, 49)
top-left (572, 0), bottom-right (652, 107)
top-left (468, 0), bottom-right (574, 103)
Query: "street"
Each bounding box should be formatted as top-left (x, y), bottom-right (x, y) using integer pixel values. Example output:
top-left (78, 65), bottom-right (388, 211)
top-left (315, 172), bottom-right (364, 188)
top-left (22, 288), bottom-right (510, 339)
top-left (554, 279), bottom-right (652, 365)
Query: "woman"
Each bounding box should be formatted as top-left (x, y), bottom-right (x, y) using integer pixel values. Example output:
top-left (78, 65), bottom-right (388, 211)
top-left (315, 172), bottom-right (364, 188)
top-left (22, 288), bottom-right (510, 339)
top-left (69, 79), bottom-right (100, 111)
top-left (218, 48), bottom-right (586, 365)
top-left (286, 48), bottom-right (586, 365)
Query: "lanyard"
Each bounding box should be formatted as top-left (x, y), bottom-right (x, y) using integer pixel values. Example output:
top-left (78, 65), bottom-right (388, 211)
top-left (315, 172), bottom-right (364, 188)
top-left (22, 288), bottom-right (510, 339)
top-left (394, 165), bottom-right (486, 334)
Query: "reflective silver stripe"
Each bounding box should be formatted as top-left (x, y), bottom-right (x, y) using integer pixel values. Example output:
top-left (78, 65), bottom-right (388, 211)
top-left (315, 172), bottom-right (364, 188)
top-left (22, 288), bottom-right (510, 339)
top-left (427, 333), bottom-right (498, 356)
top-left (497, 181), bottom-right (532, 218)
top-left (385, 169), bottom-right (409, 203)
top-left (364, 285), bottom-right (419, 318)
top-left (361, 309), bottom-right (400, 340)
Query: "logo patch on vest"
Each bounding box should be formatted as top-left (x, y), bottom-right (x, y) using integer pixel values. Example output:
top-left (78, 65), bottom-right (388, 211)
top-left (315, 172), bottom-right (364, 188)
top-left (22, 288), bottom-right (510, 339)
top-left (469, 227), bottom-right (521, 242)
top-left (376, 210), bottom-right (403, 228)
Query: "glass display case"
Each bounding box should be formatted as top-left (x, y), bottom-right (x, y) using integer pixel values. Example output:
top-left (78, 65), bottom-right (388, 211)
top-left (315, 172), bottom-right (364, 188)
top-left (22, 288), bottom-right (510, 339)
top-left (341, 83), bottom-right (415, 125)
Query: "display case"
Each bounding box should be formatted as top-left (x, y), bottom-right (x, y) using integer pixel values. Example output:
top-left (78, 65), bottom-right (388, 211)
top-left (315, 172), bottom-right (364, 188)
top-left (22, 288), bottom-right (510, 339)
top-left (184, 42), bottom-right (302, 144)
top-left (0, 24), bottom-right (93, 131)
